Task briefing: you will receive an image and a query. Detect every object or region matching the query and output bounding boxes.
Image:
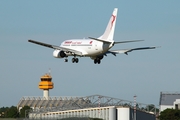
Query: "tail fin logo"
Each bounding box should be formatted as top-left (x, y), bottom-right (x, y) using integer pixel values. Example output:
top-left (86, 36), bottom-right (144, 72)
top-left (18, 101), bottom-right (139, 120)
top-left (111, 15), bottom-right (116, 29)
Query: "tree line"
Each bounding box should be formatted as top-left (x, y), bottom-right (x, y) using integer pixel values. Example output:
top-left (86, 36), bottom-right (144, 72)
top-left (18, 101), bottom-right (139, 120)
top-left (158, 108), bottom-right (180, 120)
top-left (0, 106), bottom-right (30, 118)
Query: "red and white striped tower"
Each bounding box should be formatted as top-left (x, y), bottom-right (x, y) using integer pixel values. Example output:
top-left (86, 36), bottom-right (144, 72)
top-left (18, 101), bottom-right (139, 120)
top-left (134, 95), bottom-right (137, 120)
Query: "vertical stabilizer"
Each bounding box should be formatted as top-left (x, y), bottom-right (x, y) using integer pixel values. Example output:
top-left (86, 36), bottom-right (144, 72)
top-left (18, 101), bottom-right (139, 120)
top-left (98, 8), bottom-right (118, 41)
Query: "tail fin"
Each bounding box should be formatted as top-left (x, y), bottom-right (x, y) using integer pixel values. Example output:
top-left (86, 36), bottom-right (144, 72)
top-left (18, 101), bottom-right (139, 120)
top-left (98, 8), bottom-right (118, 41)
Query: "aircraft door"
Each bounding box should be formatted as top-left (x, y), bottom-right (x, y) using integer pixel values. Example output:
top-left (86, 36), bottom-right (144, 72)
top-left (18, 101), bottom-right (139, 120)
top-left (94, 41), bottom-right (98, 51)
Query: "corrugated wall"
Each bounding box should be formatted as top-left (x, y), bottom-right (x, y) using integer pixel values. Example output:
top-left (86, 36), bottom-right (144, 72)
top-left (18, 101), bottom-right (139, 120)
top-left (29, 106), bottom-right (116, 120)
top-left (29, 106), bottom-right (155, 120)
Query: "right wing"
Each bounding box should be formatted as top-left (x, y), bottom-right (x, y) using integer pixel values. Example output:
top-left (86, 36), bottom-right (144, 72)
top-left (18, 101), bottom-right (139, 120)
top-left (28, 40), bottom-right (83, 56)
top-left (107, 46), bottom-right (158, 56)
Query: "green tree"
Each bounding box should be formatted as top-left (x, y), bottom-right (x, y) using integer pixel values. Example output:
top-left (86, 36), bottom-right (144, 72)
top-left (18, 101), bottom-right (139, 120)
top-left (20, 106), bottom-right (31, 118)
top-left (159, 108), bottom-right (180, 120)
top-left (0, 107), bottom-right (9, 118)
top-left (145, 104), bottom-right (159, 113)
top-left (146, 104), bottom-right (155, 111)
top-left (4, 106), bottom-right (19, 118)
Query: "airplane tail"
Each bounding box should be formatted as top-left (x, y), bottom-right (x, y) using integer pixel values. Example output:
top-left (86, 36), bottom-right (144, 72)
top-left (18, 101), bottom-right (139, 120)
top-left (98, 8), bottom-right (118, 41)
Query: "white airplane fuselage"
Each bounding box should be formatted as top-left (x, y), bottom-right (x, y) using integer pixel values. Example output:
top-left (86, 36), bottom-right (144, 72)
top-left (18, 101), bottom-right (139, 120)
top-left (53, 39), bottom-right (113, 58)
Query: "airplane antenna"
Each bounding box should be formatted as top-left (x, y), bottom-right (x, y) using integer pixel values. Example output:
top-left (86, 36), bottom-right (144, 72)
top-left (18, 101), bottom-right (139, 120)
top-left (48, 68), bottom-right (51, 75)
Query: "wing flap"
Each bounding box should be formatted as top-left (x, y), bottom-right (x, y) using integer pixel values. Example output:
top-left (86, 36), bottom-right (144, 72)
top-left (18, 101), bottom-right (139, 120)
top-left (53, 46), bottom-right (83, 56)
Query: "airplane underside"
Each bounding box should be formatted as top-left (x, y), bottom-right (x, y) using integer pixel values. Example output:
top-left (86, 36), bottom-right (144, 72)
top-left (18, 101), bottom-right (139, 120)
top-left (53, 49), bottom-right (105, 64)
top-left (63, 55), bottom-right (103, 64)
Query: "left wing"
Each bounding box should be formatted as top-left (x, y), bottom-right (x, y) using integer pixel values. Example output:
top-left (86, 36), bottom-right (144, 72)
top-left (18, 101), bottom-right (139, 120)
top-left (28, 39), bottom-right (83, 56)
top-left (106, 46), bottom-right (158, 56)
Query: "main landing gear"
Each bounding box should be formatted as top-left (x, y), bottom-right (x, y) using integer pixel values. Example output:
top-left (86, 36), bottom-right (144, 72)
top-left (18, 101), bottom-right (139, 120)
top-left (72, 58), bottom-right (79, 63)
top-left (64, 58), bottom-right (79, 63)
top-left (94, 58), bottom-right (101, 64)
top-left (91, 56), bottom-right (103, 64)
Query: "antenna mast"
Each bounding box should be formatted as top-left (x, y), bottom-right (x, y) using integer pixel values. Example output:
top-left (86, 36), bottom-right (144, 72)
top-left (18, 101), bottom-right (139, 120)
top-left (48, 68), bottom-right (51, 75)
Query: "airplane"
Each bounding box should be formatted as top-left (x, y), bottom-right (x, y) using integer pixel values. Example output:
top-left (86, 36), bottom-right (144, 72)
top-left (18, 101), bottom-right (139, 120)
top-left (28, 8), bottom-right (157, 64)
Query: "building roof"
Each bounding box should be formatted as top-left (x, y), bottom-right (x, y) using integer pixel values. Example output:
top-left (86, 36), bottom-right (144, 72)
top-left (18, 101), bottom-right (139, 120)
top-left (17, 94), bottom-right (157, 114)
top-left (159, 92), bottom-right (180, 105)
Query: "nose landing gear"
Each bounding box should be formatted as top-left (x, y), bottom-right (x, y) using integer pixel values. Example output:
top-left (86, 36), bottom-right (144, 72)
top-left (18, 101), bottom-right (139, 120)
top-left (64, 58), bottom-right (68, 62)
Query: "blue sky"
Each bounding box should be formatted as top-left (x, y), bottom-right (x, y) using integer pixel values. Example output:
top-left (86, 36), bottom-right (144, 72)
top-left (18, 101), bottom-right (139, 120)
top-left (0, 0), bottom-right (180, 108)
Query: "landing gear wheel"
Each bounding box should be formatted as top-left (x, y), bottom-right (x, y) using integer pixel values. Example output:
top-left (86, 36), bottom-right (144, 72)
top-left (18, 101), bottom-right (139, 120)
top-left (75, 58), bottom-right (79, 63)
top-left (94, 58), bottom-right (101, 64)
top-left (72, 58), bottom-right (79, 63)
top-left (72, 58), bottom-right (75, 63)
top-left (94, 59), bottom-right (101, 64)
top-left (94, 59), bottom-right (97, 64)
top-left (97, 59), bottom-right (101, 64)
top-left (64, 59), bottom-right (68, 62)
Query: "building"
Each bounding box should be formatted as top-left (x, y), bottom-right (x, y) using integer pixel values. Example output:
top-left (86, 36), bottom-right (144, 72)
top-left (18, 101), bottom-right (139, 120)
top-left (29, 106), bottom-right (155, 120)
top-left (18, 95), bottom-right (157, 120)
top-left (159, 91), bottom-right (180, 112)
top-left (17, 73), bottom-right (157, 120)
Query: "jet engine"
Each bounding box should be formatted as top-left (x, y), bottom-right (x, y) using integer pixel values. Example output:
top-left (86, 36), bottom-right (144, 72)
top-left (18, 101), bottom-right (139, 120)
top-left (53, 50), bottom-right (66, 58)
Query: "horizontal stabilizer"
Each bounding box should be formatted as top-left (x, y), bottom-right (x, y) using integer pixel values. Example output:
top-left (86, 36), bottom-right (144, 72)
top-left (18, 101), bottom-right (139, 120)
top-left (114, 40), bottom-right (144, 44)
top-left (88, 37), bottom-right (113, 43)
top-left (107, 46), bottom-right (159, 55)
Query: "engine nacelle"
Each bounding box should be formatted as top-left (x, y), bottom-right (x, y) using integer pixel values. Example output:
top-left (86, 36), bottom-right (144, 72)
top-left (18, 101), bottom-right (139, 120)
top-left (53, 50), bottom-right (66, 58)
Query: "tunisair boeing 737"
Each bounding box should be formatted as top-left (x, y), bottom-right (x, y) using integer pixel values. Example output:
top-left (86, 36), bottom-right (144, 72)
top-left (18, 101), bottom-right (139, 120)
top-left (28, 8), bottom-right (157, 64)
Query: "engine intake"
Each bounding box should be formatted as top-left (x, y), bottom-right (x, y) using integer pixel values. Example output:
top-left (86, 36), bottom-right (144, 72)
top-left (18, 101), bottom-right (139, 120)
top-left (59, 51), bottom-right (66, 57)
top-left (53, 50), bottom-right (66, 58)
